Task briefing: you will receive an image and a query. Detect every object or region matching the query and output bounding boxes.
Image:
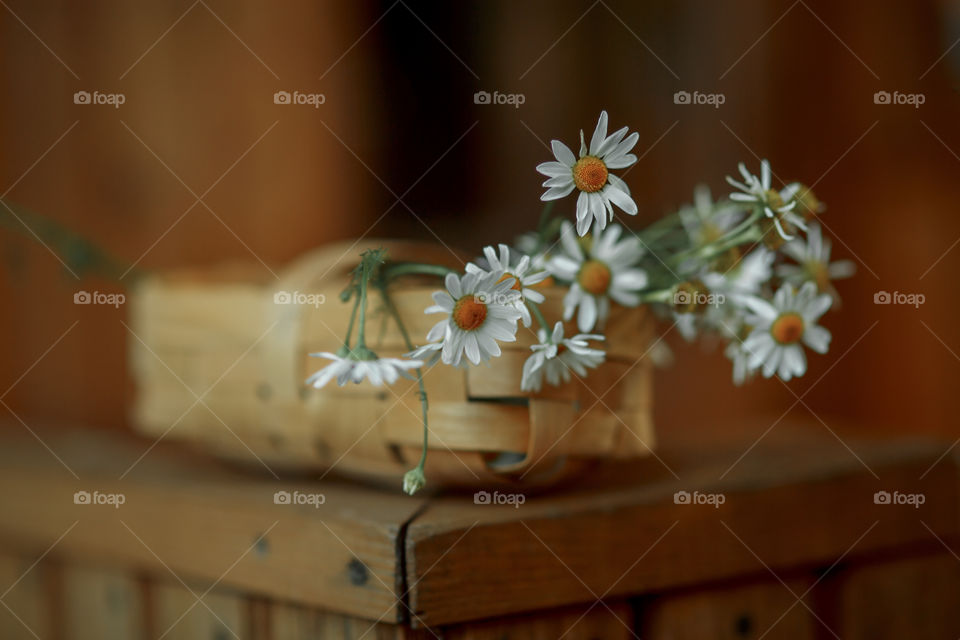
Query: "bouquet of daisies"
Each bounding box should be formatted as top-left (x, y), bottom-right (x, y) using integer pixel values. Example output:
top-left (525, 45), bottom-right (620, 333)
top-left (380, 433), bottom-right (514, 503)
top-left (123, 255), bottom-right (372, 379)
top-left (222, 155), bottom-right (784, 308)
top-left (305, 111), bottom-right (854, 494)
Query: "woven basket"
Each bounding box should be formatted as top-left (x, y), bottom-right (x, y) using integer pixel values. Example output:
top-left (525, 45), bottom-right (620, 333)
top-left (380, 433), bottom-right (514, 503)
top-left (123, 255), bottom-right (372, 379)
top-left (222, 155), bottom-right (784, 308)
top-left (129, 239), bottom-right (656, 488)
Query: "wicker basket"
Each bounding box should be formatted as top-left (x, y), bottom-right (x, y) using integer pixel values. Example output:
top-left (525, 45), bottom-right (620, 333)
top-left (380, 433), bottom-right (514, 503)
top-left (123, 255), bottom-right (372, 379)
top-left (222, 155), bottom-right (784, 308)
top-left (129, 239), bottom-right (656, 488)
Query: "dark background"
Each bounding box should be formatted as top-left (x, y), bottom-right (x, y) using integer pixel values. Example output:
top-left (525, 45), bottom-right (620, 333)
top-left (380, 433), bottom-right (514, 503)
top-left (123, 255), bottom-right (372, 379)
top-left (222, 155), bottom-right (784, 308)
top-left (1, 0), bottom-right (959, 447)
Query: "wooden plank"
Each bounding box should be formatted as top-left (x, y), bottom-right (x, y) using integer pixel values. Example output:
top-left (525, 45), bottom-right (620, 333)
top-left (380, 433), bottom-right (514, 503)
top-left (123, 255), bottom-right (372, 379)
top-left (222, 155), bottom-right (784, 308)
top-left (641, 579), bottom-right (815, 639)
top-left (0, 554), bottom-right (51, 640)
top-left (269, 603), bottom-right (411, 639)
top-left (149, 581), bottom-right (244, 640)
top-left (0, 423), bottom-right (957, 630)
top-left (61, 565), bottom-right (144, 640)
top-left (0, 426), bottom-right (426, 622)
top-left (833, 553), bottom-right (960, 639)
top-left (442, 601), bottom-right (635, 639)
top-left (403, 432), bottom-right (960, 626)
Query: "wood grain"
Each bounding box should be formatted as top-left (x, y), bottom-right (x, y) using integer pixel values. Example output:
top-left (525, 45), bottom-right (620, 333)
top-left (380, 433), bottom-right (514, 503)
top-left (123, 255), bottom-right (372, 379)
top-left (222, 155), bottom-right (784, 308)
top-left (403, 432), bottom-right (960, 626)
top-left (0, 422), bottom-right (957, 631)
top-left (641, 579), bottom-right (815, 639)
top-left (0, 426), bottom-right (426, 623)
top-left (833, 553), bottom-right (960, 639)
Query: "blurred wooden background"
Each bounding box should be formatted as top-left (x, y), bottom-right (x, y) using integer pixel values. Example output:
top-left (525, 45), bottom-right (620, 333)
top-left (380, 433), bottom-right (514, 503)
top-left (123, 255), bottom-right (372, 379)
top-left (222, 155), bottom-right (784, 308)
top-left (1, 0), bottom-right (959, 445)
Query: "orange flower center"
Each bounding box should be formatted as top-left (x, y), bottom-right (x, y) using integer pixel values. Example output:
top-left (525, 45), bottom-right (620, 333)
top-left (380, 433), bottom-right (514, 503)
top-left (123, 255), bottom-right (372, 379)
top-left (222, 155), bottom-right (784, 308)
top-left (572, 156), bottom-right (608, 193)
top-left (497, 272), bottom-right (523, 291)
top-left (770, 313), bottom-right (804, 345)
top-left (452, 295), bottom-right (487, 331)
top-left (577, 260), bottom-right (612, 295)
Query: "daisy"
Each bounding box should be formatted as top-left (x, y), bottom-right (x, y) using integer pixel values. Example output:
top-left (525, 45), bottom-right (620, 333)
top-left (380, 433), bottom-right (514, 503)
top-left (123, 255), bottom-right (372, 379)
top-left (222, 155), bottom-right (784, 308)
top-left (782, 182), bottom-right (823, 221)
top-left (678, 184), bottom-right (743, 248)
top-left (776, 222), bottom-right (855, 300)
top-left (424, 271), bottom-right (523, 367)
top-left (741, 282), bottom-right (832, 381)
top-left (537, 111), bottom-right (639, 236)
top-left (702, 247), bottom-right (774, 302)
top-left (466, 244), bottom-right (549, 326)
top-left (520, 322), bottom-right (605, 392)
top-left (548, 221), bottom-right (648, 332)
top-left (726, 160), bottom-right (806, 241)
top-left (306, 352), bottom-right (423, 388)
top-left (513, 231), bottom-right (551, 272)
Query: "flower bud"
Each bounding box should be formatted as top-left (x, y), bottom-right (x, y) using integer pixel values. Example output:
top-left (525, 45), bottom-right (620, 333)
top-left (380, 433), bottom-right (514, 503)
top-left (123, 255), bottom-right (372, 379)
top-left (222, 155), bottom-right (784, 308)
top-left (403, 467), bottom-right (426, 495)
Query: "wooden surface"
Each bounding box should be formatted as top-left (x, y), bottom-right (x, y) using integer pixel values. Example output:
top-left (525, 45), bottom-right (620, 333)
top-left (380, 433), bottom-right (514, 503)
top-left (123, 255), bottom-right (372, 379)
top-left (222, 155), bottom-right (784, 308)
top-left (0, 426), bottom-right (427, 624)
top-left (0, 421), bottom-right (956, 634)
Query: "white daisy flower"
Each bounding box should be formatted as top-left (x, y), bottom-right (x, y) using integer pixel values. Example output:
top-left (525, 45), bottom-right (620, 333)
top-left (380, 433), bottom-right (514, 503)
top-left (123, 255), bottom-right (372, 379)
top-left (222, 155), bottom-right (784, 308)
top-left (702, 248), bottom-right (775, 301)
top-left (405, 341), bottom-right (444, 367)
top-left (726, 160), bottom-right (805, 241)
top-left (424, 271), bottom-right (523, 367)
top-left (520, 321), bottom-right (605, 392)
top-left (741, 282), bottom-right (832, 382)
top-left (306, 352), bottom-right (424, 389)
top-left (513, 232), bottom-right (552, 272)
top-left (548, 221), bottom-right (648, 332)
top-left (678, 184), bottom-right (743, 247)
top-left (536, 111), bottom-right (639, 236)
top-left (776, 222), bottom-right (855, 299)
top-left (466, 244), bottom-right (549, 327)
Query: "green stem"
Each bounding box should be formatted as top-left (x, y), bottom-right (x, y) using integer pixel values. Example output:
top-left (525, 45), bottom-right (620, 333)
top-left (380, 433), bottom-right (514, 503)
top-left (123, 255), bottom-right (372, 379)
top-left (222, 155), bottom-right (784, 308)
top-left (382, 262), bottom-right (455, 281)
top-left (341, 294), bottom-right (360, 352)
top-left (356, 260), bottom-right (371, 349)
top-left (379, 285), bottom-right (429, 471)
top-left (668, 212), bottom-right (761, 265)
top-left (635, 288), bottom-right (676, 304)
top-left (527, 300), bottom-right (550, 333)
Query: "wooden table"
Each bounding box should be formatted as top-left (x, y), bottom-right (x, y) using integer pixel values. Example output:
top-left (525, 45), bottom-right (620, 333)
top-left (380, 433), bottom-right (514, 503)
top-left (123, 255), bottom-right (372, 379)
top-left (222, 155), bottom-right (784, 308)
top-left (0, 421), bottom-right (957, 639)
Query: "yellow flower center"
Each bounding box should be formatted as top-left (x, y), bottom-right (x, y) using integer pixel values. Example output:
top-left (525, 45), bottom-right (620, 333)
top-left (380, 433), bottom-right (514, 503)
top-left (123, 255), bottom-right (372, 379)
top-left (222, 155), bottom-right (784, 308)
top-left (795, 185), bottom-right (820, 220)
top-left (770, 313), bottom-right (804, 345)
top-left (764, 189), bottom-right (785, 210)
top-left (497, 272), bottom-right (522, 291)
top-left (806, 261), bottom-right (831, 291)
top-left (577, 260), bottom-right (612, 295)
top-left (572, 156), bottom-right (608, 193)
top-left (452, 295), bottom-right (487, 331)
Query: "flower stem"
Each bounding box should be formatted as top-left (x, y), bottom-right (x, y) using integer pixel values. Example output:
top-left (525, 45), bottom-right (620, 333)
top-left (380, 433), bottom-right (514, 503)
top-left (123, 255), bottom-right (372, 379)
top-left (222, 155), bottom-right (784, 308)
top-left (341, 294), bottom-right (360, 354)
top-left (378, 284), bottom-right (430, 484)
top-left (527, 300), bottom-right (550, 332)
top-left (382, 262), bottom-right (455, 281)
top-left (356, 259), bottom-right (371, 350)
